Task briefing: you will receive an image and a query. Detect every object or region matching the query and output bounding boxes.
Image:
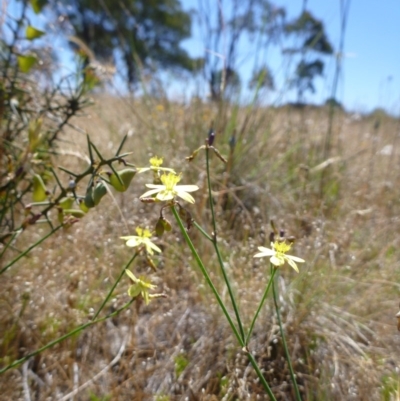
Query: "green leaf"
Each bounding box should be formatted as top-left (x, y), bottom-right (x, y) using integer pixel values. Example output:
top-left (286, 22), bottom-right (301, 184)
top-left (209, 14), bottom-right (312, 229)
top-left (26, 26), bottom-right (45, 40)
top-left (17, 55), bottom-right (37, 73)
top-left (30, 0), bottom-right (48, 14)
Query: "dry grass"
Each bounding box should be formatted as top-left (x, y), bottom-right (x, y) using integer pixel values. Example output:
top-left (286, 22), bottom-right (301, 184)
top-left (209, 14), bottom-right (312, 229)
top-left (1, 94), bottom-right (400, 400)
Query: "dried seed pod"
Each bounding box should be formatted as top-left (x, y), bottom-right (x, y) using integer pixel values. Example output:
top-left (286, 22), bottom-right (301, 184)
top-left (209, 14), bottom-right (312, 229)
top-left (155, 218), bottom-right (165, 237)
top-left (162, 218), bottom-right (172, 232)
top-left (178, 205), bottom-right (193, 230)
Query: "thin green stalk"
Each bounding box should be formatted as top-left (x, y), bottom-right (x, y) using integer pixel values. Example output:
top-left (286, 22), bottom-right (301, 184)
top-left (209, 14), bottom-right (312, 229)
top-left (0, 231), bottom-right (19, 260)
top-left (193, 221), bottom-right (213, 241)
top-left (92, 252), bottom-right (138, 321)
top-left (0, 298), bottom-right (134, 374)
top-left (245, 267), bottom-right (277, 345)
top-left (172, 205), bottom-right (277, 400)
top-left (271, 265), bottom-right (302, 401)
top-left (246, 351), bottom-right (278, 401)
top-left (205, 147), bottom-right (218, 237)
top-left (205, 147), bottom-right (245, 341)
top-left (171, 206), bottom-right (242, 345)
top-left (0, 225), bottom-right (63, 275)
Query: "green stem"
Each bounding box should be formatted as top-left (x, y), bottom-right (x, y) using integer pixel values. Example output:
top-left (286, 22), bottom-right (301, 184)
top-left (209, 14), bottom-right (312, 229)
top-left (246, 267), bottom-right (277, 345)
top-left (0, 225), bottom-right (63, 275)
top-left (271, 265), bottom-right (302, 401)
top-left (247, 351), bottom-right (278, 401)
top-left (92, 252), bottom-right (138, 321)
top-left (193, 221), bottom-right (213, 241)
top-left (205, 147), bottom-right (245, 341)
top-left (0, 231), bottom-right (19, 260)
top-left (172, 205), bottom-right (277, 400)
top-left (205, 147), bottom-right (217, 237)
top-left (0, 298), bottom-right (134, 374)
top-left (171, 206), bottom-right (242, 345)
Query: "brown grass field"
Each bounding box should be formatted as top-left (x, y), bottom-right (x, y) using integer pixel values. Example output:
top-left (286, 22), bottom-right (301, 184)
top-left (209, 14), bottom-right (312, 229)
top-left (1, 94), bottom-right (400, 400)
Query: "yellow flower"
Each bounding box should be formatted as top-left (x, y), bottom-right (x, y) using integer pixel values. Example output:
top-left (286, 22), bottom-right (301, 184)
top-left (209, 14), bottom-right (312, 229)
top-left (121, 227), bottom-right (161, 255)
top-left (137, 156), bottom-right (175, 174)
top-left (140, 172), bottom-right (199, 204)
top-left (254, 241), bottom-right (305, 273)
top-left (125, 269), bottom-right (157, 305)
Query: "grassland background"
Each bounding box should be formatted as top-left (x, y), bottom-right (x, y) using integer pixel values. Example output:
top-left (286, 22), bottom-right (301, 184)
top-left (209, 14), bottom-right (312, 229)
top-left (1, 89), bottom-right (400, 400)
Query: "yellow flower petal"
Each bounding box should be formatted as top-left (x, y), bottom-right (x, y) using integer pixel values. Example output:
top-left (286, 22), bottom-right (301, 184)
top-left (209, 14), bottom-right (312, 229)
top-left (254, 241), bottom-right (305, 272)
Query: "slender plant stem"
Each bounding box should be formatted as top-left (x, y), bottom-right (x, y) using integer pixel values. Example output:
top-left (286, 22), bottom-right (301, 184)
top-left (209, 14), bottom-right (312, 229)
top-left (245, 267), bottom-right (277, 345)
top-left (271, 265), bottom-right (302, 401)
top-left (205, 148), bottom-right (217, 236)
top-left (0, 225), bottom-right (63, 275)
top-left (171, 205), bottom-right (242, 345)
top-left (246, 351), bottom-right (278, 401)
top-left (0, 231), bottom-right (19, 260)
top-left (193, 221), bottom-right (213, 241)
top-left (172, 205), bottom-right (277, 400)
top-left (205, 147), bottom-right (245, 341)
top-left (0, 298), bottom-right (134, 374)
top-left (92, 252), bottom-right (138, 321)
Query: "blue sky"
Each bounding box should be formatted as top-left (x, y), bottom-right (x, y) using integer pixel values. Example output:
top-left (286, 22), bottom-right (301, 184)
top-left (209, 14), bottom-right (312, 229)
top-left (180, 0), bottom-right (400, 114)
top-left (5, 0), bottom-right (400, 115)
top-left (295, 0), bottom-right (400, 114)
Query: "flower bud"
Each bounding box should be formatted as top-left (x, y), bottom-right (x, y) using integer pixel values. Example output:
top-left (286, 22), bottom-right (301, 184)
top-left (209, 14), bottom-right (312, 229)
top-left (207, 128), bottom-right (215, 146)
top-left (269, 232), bottom-right (275, 243)
top-left (140, 197), bottom-right (157, 203)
